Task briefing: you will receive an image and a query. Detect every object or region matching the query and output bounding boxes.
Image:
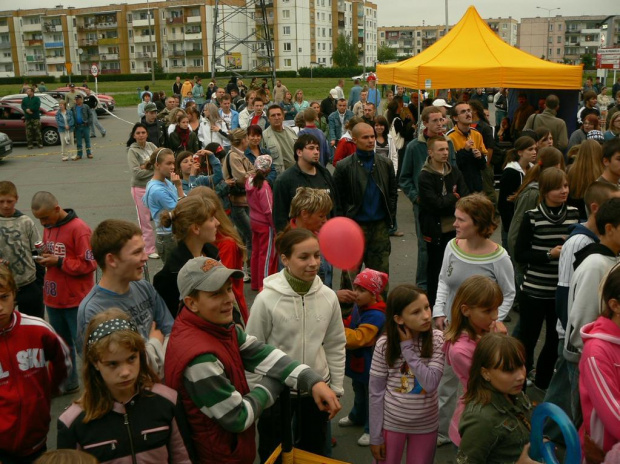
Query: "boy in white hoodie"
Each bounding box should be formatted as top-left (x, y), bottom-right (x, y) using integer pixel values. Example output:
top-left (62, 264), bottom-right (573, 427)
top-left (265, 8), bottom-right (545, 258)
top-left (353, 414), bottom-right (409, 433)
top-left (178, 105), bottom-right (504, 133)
top-left (564, 197), bottom-right (620, 427)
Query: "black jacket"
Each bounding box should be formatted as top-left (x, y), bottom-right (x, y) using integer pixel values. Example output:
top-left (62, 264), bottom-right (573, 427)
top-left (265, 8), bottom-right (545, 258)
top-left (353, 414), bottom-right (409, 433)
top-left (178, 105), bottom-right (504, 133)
top-left (418, 160), bottom-right (469, 244)
top-left (320, 96), bottom-right (337, 118)
top-left (272, 163), bottom-right (341, 231)
top-left (333, 151), bottom-right (397, 228)
top-left (167, 130), bottom-right (200, 156)
top-left (153, 241), bottom-right (219, 317)
top-left (141, 115), bottom-right (167, 147)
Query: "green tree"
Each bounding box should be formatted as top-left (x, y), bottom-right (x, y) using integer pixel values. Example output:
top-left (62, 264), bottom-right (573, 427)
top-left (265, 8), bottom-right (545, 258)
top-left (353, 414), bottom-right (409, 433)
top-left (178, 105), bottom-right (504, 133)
top-left (332, 33), bottom-right (358, 67)
top-left (580, 53), bottom-right (595, 70)
top-left (377, 44), bottom-right (397, 62)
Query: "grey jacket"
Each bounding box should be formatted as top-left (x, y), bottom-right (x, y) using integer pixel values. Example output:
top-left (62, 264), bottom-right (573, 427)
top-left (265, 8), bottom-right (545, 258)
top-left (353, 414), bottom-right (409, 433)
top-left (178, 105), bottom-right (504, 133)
top-left (523, 108), bottom-right (568, 151)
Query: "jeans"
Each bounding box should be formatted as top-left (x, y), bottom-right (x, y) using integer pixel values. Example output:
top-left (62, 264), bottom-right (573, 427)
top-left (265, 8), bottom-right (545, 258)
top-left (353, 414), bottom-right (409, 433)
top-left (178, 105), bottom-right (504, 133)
top-left (230, 205), bottom-right (252, 262)
top-left (46, 306), bottom-right (79, 390)
top-left (412, 204), bottom-right (428, 289)
top-left (155, 233), bottom-right (176, 264)
top-left (74, 124), bottom-right (91, 157)
top-left (349, 379), bottom-right (370, 433)
top-left (566, 360), bottom-right (583, 429)
top-left (542, 339), bottom-right (573, 444)
top-left (89, 107), bottom-right (106, 136)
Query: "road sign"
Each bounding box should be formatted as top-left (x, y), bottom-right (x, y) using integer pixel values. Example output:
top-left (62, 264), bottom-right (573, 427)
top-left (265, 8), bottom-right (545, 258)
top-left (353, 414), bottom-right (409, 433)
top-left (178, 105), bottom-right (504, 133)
top-left (596, 48), bottom-right (620, 70)
top-left (90, 64), bottom-right (99, 77)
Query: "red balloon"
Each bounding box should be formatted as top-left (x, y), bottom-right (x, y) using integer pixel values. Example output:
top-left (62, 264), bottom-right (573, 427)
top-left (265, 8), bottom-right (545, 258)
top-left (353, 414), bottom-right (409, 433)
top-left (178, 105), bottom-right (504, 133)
top-left (319, 217), bottom-right (365, 270)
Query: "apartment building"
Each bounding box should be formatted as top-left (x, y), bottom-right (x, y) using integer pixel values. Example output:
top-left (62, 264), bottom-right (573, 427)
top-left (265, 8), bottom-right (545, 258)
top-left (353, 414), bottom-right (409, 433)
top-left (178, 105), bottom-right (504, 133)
top-left (518, 15), bottom-right (619, 64)
top-left (0, 0), bottom-right (377, 78)
top-left (378, 17), bottom-right (517, 59)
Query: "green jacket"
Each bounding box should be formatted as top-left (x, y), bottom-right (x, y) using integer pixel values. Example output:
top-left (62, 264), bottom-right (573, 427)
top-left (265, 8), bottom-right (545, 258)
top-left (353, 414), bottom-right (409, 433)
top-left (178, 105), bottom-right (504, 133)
top-left (21, 96), bottom-right (41, 120)
top-left (457, 389), bottom-right (533, 464)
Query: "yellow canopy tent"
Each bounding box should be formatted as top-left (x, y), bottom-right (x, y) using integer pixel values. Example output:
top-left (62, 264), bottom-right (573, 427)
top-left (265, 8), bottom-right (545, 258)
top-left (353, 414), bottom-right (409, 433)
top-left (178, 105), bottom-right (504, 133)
top-left (376, 6), bottom-right (583, 90)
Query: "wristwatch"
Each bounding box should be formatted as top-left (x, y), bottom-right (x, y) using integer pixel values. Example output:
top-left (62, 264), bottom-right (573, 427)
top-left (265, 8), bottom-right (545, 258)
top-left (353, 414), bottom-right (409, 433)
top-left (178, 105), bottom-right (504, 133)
top-left (546, 250), bottom-right (552, 261)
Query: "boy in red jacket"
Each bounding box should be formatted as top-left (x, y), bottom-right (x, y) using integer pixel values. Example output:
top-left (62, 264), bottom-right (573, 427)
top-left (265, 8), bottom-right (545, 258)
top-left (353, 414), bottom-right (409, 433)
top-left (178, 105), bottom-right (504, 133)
top-left (0, 262), bottom-right (71, 463)
top-left (31, 191), bottom-right (96, 392)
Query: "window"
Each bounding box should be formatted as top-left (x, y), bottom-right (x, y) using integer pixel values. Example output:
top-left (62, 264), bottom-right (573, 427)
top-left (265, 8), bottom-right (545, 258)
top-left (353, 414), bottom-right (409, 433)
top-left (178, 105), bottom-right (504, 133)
top-left (128, 30), bottom-right (133, 38)
top-left (193, 59), bottom-right (203, 67)
top-left (3, 52), bottom-right (10, 58)
top-left (557, 48), bottom-right (561, 55)
top-left (557, 36), bottom-right (562, 43)
top-left (548, 48), bottom-right (552, 57)
top-left (502, 23), bottom-right (507, 29)
top-left (283, 26), bottom-right (290, 35)
top-left (132, 61), bottom-right (135, 69)
top-left (284, 58), bottom-right (292, 67)
top-left (548, 23), bottom-right (553, 32)
top-left (283, 10), bottom-right (290, 19)
top-left (322, 43), bottom-right (326, 50)
top-left (284, 42), bottom-right (291, 51)
top-left (558, 24), bottom-right (562, 31)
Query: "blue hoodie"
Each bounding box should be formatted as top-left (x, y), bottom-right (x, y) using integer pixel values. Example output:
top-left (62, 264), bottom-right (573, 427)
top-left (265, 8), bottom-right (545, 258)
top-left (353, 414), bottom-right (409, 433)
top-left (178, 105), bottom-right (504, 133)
top-left (143, 179), bottom-right (177, 234)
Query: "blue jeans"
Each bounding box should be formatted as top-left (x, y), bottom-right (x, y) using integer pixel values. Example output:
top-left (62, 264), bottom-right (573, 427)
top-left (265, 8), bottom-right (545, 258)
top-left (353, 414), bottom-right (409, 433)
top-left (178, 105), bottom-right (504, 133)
top-left (46, 306), bottom-right (79, 390)
top-left (413, 203), bottom-right (427, 289)
top-left (230, 205), bottom-right (252, 259)
top-left (74, 124), bottom-right (91, 157)
top-left (543, 339), bottom-right (572, 444)
top-left (89, 108), bottom-right (106, 136)
top-left (349, 379), bottom-right (370, 433)
top-left (566, 360), bottom-right (583, 429)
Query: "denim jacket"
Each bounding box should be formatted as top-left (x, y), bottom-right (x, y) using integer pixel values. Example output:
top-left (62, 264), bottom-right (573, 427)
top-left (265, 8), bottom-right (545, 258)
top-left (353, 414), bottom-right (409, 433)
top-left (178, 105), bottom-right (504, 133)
top-left (55, 110), bottom-right (74, 133)
top-left (457, 389), bottom-right (533, 464)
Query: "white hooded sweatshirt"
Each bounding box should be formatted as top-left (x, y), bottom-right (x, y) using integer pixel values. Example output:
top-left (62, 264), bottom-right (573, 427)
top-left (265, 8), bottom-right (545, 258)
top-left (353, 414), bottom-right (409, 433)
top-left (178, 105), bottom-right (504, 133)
top-left (245, 269), bottom-right (346, 395)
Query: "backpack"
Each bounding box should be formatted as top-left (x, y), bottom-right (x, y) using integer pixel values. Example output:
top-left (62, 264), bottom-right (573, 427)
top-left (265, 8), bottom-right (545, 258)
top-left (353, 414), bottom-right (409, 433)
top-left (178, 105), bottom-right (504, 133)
top-left (389, 117), bottom-right (405, 150)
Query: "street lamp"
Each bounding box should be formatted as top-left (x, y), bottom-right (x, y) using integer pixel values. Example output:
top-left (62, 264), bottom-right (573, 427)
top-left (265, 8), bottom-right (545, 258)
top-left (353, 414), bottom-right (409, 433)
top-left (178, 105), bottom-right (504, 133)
top-left (536, 6), bottom-right (560, 61)
top-left (146, 0), bottom-right (155, 83)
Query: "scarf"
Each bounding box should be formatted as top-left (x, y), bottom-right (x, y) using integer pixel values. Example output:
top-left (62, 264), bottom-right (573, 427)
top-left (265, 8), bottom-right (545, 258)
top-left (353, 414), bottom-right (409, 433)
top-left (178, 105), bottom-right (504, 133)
top-left (538, 201), bottom-right (567, 225)
top-left (175, 125), bottom-right (190, 148)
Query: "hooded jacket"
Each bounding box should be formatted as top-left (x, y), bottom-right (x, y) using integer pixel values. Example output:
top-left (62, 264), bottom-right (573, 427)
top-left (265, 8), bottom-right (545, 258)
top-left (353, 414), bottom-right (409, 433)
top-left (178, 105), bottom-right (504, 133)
top-left (127, 141), bottom-right (156, 188)
top-left (245, 269), bottom-right (346, 395)
top-left (564, 245), bottom-right (618, 363)
top-left (418, 159), bottom-right (469, 244)
top-left (41, 209), bottom-right (96, 309)
top-left (0, 311), bottom-right (71, 457)
top-left (579, 317), bottom-right (620, 455)
top-left (332, 132), bottom-right (357, 166)
top-left (498, 161), bottom-right (528, 232)
top-left (344, 301), bottom-right (386, 383)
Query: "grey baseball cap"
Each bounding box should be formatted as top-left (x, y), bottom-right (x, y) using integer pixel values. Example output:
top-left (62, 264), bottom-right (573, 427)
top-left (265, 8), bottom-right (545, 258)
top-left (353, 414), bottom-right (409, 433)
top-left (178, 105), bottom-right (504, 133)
top-left (178, 257), bottom-right (244, 299)
top-left (144, 102), bottom-right (157, 112)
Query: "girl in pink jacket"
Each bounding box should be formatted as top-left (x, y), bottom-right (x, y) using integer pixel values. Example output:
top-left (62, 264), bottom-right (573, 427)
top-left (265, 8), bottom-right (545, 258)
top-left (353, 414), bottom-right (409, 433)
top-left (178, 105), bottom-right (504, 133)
top-left (579, 263), bottom-right (620, 462)
top-left (246, 155), bottom-right (277, 291)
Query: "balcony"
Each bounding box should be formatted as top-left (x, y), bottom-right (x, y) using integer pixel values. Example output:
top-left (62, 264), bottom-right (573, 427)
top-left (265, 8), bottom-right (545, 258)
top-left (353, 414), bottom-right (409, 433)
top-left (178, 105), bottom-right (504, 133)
top-left (135, 52), bottom-right (153, 59)
top-left (44, 41), bottom-right (64, 48)
top-left (78, 24), bottom-right (97, 32)
top-left (97, 22), bottom-right (118, 29)
top-left (22, 23), bottom-right (41, 32)
top-left (46, 55), bottom-right (64, 64)
top-left (26, 55), bottom-right (45, 62)
top-left (99, 37), bottom-right (119, 45)
top-left (338, 20), bottom-right (345, 27)
top-left (79, 39), bottom-right (98, 47)
top-left (80, 54), bottom-right (100, 61)
top-left (132, 18), bottom-right (153, 28)
top-left (25, 39), bottom-right (43, 47)
top-left (186, 15), bottom-right (201, 23)
top-left (0, 25), bottom-right (9, 33)
top-left (167, 33), bottom-right (184, 41)
top-left (185, 32), bottom-right (202, 40)
top-left (100, 53), bottom-right (119, 61)
top-left (167, 16), bottom-right (184, 24)
top-left (168, 50), bottom-right (185, 57)
top-left (582, 28), bottom-right (600, 34)
top-left (186, 49), bottom-right (203, 56)
top-left (133, 35), bottom-right (154, 43)
top-left (43, 23), bottom-right (61, 33)
top-left (0, 42), bottom-right (11, 50)
top-left (100, 68), bottom-right (121, 74)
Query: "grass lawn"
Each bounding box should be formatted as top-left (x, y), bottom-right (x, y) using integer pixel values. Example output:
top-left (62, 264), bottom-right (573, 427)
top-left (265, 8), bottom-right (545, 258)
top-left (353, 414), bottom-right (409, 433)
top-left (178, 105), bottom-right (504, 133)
top-left (0, 77), bottom-right (351, 108)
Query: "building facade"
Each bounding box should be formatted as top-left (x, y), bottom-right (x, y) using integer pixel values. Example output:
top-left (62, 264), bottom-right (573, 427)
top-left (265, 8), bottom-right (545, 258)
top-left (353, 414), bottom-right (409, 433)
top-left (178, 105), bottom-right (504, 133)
top-left (0, 0), bottom-right (377, 77)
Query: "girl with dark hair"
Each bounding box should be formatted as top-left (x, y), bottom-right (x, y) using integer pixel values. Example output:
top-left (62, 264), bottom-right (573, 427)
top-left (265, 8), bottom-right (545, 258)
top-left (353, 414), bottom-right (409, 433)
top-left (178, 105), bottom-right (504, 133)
top-left (245, 155), bottom-right (277, 291)
top-left (127, 122), bottom-right (157, 258)
top-left (57, 309), bottom-right (192, 462)
top-left (174, 148), bottom-right (223, 196)
top-left (246, 228), bottom-right (346, 460)
top-left (369, 284), bottom-right (444, 464)
top-left (457, 333), bottom-right (534, 464)
top-left (568, 113), bottom-right (600, 150)
top-left (168, 112), bottom-right (200, 156)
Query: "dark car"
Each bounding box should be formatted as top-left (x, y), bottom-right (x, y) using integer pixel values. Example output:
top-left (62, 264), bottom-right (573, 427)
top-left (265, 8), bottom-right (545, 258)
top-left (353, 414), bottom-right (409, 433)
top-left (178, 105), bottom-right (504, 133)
top-left (0, 101), bottom-right (60, 146)
top-left (0, 131), bottom-right (13, 159)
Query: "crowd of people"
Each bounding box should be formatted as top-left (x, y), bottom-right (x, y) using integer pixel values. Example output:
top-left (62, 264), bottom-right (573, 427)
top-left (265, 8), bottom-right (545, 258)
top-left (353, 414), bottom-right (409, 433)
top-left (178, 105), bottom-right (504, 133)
top-left (1, 75), bottom-right (620, 464)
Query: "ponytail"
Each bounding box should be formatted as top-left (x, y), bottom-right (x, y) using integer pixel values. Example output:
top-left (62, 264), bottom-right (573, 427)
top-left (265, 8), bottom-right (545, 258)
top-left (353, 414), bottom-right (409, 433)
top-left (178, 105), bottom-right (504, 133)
top-left (144, 147), bottom-right (173, 170)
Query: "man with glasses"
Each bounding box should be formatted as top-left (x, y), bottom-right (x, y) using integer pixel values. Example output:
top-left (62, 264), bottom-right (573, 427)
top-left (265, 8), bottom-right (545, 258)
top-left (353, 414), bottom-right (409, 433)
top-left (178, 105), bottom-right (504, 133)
top-left (447, 102), bottom-right (487, 194)
top-left (399, 106), bottom-right (456, 292)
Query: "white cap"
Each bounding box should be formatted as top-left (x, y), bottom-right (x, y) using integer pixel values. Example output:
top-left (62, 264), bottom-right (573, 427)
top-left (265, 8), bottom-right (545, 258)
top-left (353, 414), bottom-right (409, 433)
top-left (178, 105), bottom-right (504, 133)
top-left (432, 98), bottom-right (452, 108)
top-left (329, 89), bottom-right (339, 98)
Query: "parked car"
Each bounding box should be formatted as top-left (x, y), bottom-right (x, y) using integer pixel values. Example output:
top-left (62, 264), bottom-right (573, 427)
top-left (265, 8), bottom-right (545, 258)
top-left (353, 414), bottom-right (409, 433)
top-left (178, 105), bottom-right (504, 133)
top-left (1, 93), bottom-right (59, 112)
top-left (0, 131), bottom-right (13, 159)
top-left (0, 101), bottom-right (60, 146)
top-left (55, 87), bottom-right (115, 112)
top-left (43, 90), bottom-right (110, 115)
top-left (351, 72), bottom-right (376, 81)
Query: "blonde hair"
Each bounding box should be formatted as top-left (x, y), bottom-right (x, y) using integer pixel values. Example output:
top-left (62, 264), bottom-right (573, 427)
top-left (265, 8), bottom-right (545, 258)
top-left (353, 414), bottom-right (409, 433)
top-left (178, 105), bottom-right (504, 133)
top-left (79, 309), bottom-right (158, 422)
top-left (228, 128), bottom-right (247, 147)
top-left (289, 187), bottom-right (333, 219)
top-left (160, 196), bottom-right (217, 241)
top-left (35, 450), bottom-right (98, 464)
top-left (188, 187), bottom-right (247, 261)
top-left (445, 276), bottom-right (503, 343)
top-left (567, 140), bottom-right (603, 200)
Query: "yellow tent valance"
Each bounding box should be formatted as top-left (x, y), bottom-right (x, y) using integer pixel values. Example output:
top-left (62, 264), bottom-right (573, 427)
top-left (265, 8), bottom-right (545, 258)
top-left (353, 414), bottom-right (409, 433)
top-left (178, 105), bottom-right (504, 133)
top-left (376, 6), bottom-right (583, 90)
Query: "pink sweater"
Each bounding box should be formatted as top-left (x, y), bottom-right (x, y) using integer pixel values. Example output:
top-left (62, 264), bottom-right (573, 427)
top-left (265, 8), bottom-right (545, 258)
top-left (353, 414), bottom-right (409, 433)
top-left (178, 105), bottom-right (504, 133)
top-left (579, 317), bottom-right (620, 455)
top-left (245, 176), bottom-right (274, 229)
top-left (444, 332), bottom-right (477, 446)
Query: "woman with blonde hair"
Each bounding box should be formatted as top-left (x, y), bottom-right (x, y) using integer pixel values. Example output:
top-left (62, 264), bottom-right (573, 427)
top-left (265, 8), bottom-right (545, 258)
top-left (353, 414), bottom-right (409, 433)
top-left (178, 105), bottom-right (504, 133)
top-left (604, 111), bottom-right (620, 141)
top-left (188, 186), bottom-right (249, 322)
top-left (294, 89), bottom-right (309, 113)
top-left (153, 195), bottom-right (220, 317)
top-left (57, 309), bottom-right (192, 462)
top-left (202, 102), bottom-right (230, 149)
top-left (567, 139), bottom-right (604, 219)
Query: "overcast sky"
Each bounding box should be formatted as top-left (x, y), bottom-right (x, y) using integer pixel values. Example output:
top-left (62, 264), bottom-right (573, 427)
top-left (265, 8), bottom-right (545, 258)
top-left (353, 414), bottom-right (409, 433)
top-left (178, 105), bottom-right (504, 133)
top-left (10, 0), bottom-right (620, 28)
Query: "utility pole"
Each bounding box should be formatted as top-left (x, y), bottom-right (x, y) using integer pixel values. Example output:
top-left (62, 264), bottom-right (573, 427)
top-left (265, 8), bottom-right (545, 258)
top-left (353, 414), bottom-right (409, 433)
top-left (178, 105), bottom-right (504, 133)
top-left (146, 0), bottom-right (155, 83)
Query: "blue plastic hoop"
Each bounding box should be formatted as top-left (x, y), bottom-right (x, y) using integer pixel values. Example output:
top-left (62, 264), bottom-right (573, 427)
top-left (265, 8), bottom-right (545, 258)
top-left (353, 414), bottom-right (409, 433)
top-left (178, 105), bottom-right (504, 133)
top-left (529, 402), bottom-right (581, 464)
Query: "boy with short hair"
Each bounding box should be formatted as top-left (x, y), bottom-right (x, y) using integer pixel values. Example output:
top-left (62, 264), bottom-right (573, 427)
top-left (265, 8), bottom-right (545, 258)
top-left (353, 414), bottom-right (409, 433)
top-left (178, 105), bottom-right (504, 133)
top-left (338, 268), bottom-right (388, 446)
top-left (599, 139), bottom-right (620, 186)
top-left (77, 219), bottom-right (173, 376)
top-left (0, 263), bottom-right (71, 463)
top-left (0, 181), bottom-right (44, 318)
top-left (165, 257), bottom-right (341, 463)
top-left (418, 136), bottom-right (469, 306)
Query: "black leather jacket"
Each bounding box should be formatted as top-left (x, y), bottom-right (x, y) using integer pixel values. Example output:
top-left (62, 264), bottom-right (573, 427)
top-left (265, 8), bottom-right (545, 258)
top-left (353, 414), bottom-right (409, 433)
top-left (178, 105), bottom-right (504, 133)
top-left (333, 151), bottom-right (397, 228)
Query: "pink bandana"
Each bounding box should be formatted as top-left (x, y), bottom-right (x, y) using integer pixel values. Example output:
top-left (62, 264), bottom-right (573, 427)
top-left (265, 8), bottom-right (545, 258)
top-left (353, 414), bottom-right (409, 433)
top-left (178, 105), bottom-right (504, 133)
top-left (353, 268), bottom-right (388, 296)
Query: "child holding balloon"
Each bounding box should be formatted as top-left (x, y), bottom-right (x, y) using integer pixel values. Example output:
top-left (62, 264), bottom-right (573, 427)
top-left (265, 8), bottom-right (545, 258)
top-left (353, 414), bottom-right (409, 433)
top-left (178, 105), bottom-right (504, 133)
top-left (442, 275), bottom-right (507, 447)
top-left (339, 268), bottom-right (388, 446)
top-left (457, 333), bottom-right (536, 464)
top-left (369, 284), bottom-right (445, 464)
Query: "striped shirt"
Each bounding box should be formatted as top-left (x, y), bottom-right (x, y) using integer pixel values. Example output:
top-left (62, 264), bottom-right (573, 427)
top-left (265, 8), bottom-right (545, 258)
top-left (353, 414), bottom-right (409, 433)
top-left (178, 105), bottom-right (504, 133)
top-left (516, 203), bottom-right (580, 299)
top-left (369, 331), bottom-right (445, 437)
top-left (183, 327), bottom-right (322, 434)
